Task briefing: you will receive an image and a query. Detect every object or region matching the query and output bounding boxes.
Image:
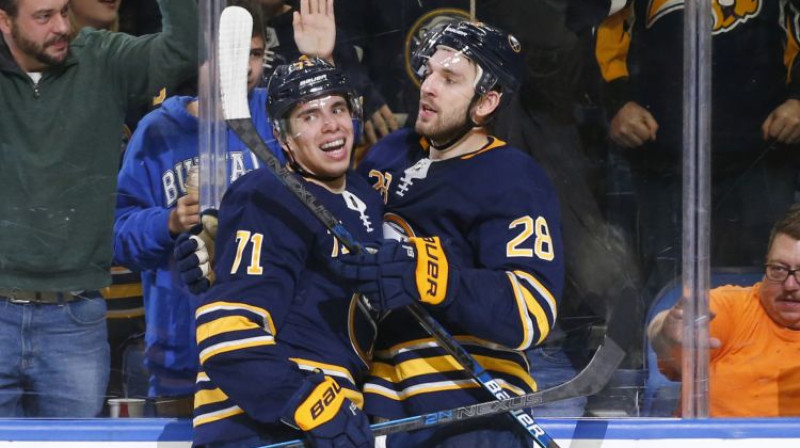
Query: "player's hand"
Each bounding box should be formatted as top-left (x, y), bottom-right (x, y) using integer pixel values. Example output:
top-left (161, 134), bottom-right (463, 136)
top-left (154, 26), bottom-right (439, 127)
top-left (168, 192), bottom-right (200, 235)
top-left (364, 104), bottom-right (400, 146)
top-left (609, 101), bottom-right (659, 148)
top-left (762, 99), bottom-right (800, 144)
top-left (293, 0), bottom-right (335, 64)
top-left (174, 210), bottom-right (218, 294)
top-left (282, 373), bottom-right (373, 448)
top-left (329, 237), bottom-right (457, 313)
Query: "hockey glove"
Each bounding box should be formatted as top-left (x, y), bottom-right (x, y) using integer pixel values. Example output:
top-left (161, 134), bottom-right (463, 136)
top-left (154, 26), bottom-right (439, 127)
top-left (174, 209), bottom-right (218, 294)
top-left (282, 373), bottom-right (373, 448)
top-left (330, 237), bottom-right (456, 313)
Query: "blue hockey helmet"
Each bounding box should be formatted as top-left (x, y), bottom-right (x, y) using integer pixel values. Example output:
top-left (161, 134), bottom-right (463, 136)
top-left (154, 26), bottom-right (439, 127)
top-left (410, 21), bottom-right (524, 99)
top-left (267, 57), bottom-right (363, 139)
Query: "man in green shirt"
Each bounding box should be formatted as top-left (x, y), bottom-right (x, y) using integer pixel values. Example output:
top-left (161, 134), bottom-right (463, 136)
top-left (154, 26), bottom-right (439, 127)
top-left (0, 0), bottom-right (197, 417)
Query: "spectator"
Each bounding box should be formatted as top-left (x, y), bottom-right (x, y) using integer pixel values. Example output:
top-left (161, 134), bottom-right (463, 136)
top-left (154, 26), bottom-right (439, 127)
top-left (190, 58), bottom-right (381, 448)
top-left (595, 1), bottom-right (800, 308)
top-left (336, 0), bottom-right (471, 129)
top-left (258, 0), bottom-right (398, 149)
top-left (0, 0), bottom-right (197, 417)
top-left (69, 0), bottom-right (120, 33)
top-left (113, 0), bottom-right (280, 416)
top-left (648, 205), bottom-right (800, 417)
top-left (332, 21), bottom-right (564, 447)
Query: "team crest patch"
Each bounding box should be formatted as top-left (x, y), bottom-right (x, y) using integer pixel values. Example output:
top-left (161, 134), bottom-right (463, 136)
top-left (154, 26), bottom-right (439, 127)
top-left (404, 8), bottom-right (471, 88)
top-left (712, 0), bottom-right (761, 33)
top-left (646, 0), bottom-right (762, 34)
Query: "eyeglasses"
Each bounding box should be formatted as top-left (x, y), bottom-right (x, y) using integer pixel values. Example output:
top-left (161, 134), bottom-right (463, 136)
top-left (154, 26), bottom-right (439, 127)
top-left (764, 264), bottom-right (800, 283)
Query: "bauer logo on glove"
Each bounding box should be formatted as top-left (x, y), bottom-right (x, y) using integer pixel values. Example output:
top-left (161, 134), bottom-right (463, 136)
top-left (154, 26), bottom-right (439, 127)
top-left (328, 236), bottom-right (458, 313)
top-left (282, 373), bottom-right (373, 448)
top-left (414, 236), bottom-right (449, 305)
top-left (295, 376), bottom-right (345, 427)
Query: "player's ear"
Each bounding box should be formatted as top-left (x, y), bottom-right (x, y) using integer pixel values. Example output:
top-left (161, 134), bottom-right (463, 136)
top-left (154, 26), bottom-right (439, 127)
top-left (473, 91), bottom-right (501, 125)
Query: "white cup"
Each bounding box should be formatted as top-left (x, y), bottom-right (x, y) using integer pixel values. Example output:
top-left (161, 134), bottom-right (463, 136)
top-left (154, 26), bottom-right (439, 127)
top-left (108, 398), bottom-right (146, 418)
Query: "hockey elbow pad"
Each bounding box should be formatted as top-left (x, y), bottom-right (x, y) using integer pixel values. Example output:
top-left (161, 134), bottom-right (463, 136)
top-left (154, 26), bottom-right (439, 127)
top-left (282, 373), bottom-right (373, 448)
top-left (330, 236), bottom-right (457, 313)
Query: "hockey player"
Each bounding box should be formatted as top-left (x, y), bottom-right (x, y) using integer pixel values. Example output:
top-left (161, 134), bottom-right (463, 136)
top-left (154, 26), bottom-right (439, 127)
top-left (191, 58), bottom-right (382, 448)
top-left (113, 3), bottom-right (282, 410)
top-left (331, 21), bottom-right (565, 447)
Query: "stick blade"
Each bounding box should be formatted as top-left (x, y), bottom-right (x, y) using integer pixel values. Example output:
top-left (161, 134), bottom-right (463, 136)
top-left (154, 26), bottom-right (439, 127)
top-left (218, 6), bottom-right (253, 121)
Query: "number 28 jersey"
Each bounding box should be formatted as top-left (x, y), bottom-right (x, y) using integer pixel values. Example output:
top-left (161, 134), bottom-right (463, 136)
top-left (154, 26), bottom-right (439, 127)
top-left (357, 128), bottom-right (565, 419)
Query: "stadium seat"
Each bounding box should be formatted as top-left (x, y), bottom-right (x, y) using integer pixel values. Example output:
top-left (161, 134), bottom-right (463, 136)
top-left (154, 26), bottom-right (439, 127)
top-left (641, 267), bottom-right (763, 416)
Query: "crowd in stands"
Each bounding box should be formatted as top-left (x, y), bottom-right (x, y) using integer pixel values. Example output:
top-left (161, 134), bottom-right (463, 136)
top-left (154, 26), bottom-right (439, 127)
top-left (0, 0), bottom-right (798, 439)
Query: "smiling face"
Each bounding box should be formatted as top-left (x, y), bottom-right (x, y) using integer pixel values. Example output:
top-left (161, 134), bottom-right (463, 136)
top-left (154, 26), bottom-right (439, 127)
top-left (69, 0), bottom-right (119, 30)
top-left (283, 94), bottom-right (354, 185)
top-left (760, 232), bottom-right (800, 330)
top-left (0, 0), bottom-right (71, 71)
top-left (414, 47), bottom-right (478, 145)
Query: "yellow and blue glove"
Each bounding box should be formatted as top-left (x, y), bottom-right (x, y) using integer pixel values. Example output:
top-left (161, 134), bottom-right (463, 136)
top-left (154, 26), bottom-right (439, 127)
top-left (282, 373), bottom-right (372, 448)
top-left (329, 236), bottom-right (458, 313)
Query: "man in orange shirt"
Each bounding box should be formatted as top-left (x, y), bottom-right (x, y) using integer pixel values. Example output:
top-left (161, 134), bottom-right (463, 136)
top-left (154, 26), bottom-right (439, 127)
top-left (648, 206), bottom-right (800, 417)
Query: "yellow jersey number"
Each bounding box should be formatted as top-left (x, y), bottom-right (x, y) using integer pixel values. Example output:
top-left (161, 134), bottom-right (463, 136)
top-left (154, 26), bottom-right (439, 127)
top-left (230, 230), bottom-right (264, 275)
top-left (506, 216), bottom-right (554, 261)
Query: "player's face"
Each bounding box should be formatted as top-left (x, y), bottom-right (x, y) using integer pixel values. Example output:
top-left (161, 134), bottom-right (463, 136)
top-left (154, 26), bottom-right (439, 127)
top-left (0, 0), bottom-right (71, 71)
top-left (285, 94), bottom-right (354, 182)
top-left (760, 232), bottom-right (800, 330)
top-left (248, 35), bottom-right (266, 92)
top-left (70, 0), bottom-right (120, 30)
top-left (415, 47), bottom-right (478, 144)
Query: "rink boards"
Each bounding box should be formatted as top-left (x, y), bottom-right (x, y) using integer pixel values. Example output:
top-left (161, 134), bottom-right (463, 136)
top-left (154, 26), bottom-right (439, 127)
top-left (0, 418), bottom-right (798, 447)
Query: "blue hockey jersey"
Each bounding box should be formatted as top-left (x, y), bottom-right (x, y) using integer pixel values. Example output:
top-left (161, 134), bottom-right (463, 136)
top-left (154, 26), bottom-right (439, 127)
top-left (113, 90), bottom-right (283, 397)
top-left (193, 169), bottom-right (383, 446)
top-left (357, 128), bottom-right (565, 419)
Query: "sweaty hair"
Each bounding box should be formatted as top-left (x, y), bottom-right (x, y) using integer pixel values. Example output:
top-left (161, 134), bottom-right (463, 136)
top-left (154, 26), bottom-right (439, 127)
top-left (767, 204), bottom-right (800, 253)
top-left (0, 0), bottom-right (18, 16)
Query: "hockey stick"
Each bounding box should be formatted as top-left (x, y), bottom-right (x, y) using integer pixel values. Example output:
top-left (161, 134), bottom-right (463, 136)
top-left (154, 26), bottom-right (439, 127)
top-left (219, 7), bottom-right (560, 447)
top-left (264, 333), bottom-right (624, 447)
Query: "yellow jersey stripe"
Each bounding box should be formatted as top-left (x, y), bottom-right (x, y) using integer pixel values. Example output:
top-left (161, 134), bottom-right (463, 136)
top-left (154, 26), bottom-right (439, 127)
top-left (198, 336), bottom-right (275, 364)
top-left (506, 272), bottom-right (535, 350)
top-left (371, 355), bottom-right (463, 382)
top-left (461, 137), bottom-right (507, 160)
top-left (193, 405), bottom-right (244, 427)
top-left (370, 354), bottom-right (535, 391)
top-left (512, 276), bottom-right (551, 346)
top-left (364, 377), bottom-right (526, 401)
top-left (373, 335), bottom-right (524, 360)
top-left (196, 315), bottom-right (267, 345)
top-left (100, 284), bottom-right (143, 299)
top-left (513, 270), bottom-right (557, 318)
top-left (194, 387), bottom-right (229, 408)
top-left (196, 301), bottom-right (276, 336)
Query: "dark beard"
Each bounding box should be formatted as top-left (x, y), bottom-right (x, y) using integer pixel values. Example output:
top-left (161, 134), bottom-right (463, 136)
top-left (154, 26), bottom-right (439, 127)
top-left (11, 22), bottom-right (69, 68)
top-left (415, 117), bottom-right (472, 147)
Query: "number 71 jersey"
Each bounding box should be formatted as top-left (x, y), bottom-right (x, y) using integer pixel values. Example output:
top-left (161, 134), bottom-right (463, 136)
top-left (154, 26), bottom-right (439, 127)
top-left (357, 128), bottom-right (565, 418)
